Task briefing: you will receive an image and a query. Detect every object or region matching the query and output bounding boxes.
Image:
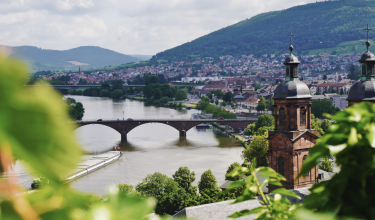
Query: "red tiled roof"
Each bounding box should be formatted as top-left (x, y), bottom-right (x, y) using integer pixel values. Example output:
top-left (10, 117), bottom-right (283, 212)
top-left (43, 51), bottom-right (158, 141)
top-left (245, 97), bottom-right (259, 103)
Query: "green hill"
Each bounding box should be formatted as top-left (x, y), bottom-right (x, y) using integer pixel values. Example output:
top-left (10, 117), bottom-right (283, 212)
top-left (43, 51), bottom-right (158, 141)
top-left (156, 1), bottom-right (375, 61)
top-left (0, 45), bottom-right (142, 72)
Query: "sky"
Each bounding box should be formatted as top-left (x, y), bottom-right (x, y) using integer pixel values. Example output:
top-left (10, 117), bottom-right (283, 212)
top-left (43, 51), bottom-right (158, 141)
top-left (0, 0), bottom-right (315, 56)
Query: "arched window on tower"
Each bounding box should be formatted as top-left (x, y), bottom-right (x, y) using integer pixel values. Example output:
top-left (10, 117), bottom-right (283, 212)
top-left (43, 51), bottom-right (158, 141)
top-left (279, 108), bottom-right (285, 126)
top-left (303, 155), bottom-right (309, 176)
top-left (278, 156), bottom-right (285, 176)
top-left (300, 107), bottom-right (306, 125)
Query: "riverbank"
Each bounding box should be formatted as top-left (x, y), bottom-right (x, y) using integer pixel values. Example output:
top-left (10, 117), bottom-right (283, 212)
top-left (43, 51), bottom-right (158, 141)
top-left (65, 151), bottom-right (122, 183)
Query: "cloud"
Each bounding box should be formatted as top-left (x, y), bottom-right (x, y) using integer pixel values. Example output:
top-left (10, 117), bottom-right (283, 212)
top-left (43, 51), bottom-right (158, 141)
top-left (0, 0), bottom-right (315, 55)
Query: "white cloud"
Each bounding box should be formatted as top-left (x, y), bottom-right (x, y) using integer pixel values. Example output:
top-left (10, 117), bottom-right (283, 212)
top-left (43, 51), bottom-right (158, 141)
top-left (0, 0), bottom-right (316, 55)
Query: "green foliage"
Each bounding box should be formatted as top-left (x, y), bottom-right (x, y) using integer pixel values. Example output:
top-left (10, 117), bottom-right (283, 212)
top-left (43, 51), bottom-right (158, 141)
top-left (110, 89), bottom-right (123, 99)
top-left (197, 100), bottom-right (236, 118)
top-left (0, 55), bottom-right (157, 220)
top-left (172, 167), bottom-right (198, 196)
top-left (254, 126), bottom-right (274, 136)
top-left (198, 169), bottom-right (218, 193)
top-left (223, 91), bottom-right (233, 103)
top-left (255, 114), bottom-right (274, 131)
top-left (321, 119), bottom-right (331, 133)
top-left (244, 123), bottom-right (256, 136)
top-left (175, 89), bottom-right (187, 101)
top-left (318, 157), bottom-right (333, 172)
top-left (145, 74), bottom-right (160, 85)
top-left (347, 63), bottom-right (360, 80)
top-left (252, 83), bottom-right (261, 91)
top-left (198, 188), bottom-right (236, 205)
top-left (242, 136), bottom-right (269, 167)
top-left (99, 89), bottom-right (110, 97)
top-left (215, 99), bottom-right (219, 105)
top-left (311, 99), bottom-right (339, 117)
top-left (66, 98), bottom-right (85, 120)
top-left (298, 102), bottom-right (375, 219)
top-left (226, 159), bottom-right (301, 219)
top-left (311, 114), bottom-right (324, 137)
top-left (118, 184), bottom-right (135, 194)
top-left (225, 162), bottom-right (245, 181)
top-left (256, 97), bottom-right (266, 112)
top-left (221, 101), bottom-right (227, 107)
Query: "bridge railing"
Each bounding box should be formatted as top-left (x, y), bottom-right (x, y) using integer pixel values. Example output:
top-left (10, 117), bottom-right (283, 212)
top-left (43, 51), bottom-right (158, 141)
top-left (76, 117), bottom-right (257, 123)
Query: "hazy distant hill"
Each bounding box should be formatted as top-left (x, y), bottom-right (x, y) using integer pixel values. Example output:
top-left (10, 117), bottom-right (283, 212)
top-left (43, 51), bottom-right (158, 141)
top-left (156, 1), bottom-right (375, 61)
top-left (129, 54), bottom-right (153, 61)
top-left (0, 45), bottom-right (142, 72)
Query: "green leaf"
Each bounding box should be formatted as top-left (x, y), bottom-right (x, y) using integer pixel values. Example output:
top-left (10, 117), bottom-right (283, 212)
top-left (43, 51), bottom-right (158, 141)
top-left (347, 127), bottom-right (358, 146)
top-left (228, 207), bottom-right (266, 218)
top-left (271, 188), bottom-right (301, 199)
top-left (257, 171), bottom-right (286, 181)
top-left (225, 181), bottom-right (246, 192)
top-left (231, 194), bottom-right (255, 204)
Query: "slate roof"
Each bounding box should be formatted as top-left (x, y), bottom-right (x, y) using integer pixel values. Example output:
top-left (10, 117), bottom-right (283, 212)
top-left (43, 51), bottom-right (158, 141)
top-left (171, 188), bottom-right (311, 220)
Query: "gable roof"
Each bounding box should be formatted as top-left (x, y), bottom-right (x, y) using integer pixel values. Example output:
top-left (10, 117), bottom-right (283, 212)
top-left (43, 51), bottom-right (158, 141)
top-left (268, 130), bottom-right (319, 143)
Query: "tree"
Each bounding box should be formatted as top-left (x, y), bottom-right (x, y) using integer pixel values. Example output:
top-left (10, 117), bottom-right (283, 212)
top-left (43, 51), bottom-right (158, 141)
top-left (143, 85), bottom-right (153, 99)
top-left (210, 99), bottom-right (214, 103)
top-left (100, 89), bottom-right (110, 97)
top-left (265, 96), bottom-right (274, 112)
top-left (221, 101), bottom-right (227, 107)
top-left (225, 162), bottom-right (245, 181)
top-left (311, 114), bottom-right (324, 136)
top-left (175, 90), bottom-right (187, 100)
top-left (145, 74), bottom-right (160, 85)
top-left (252, 82), bottom-right (261, 91)
top-left (321, 119), bottom-right (331, 133)
top-left (340, 88), bottom-right (344, 95)
top-left (215, 99), bottom-right (219, 105)
top-left (254, 126), bottom-right (274, 136)
top-left (254, 114), bottom-right (274, 131)
top-left (311, 99), bottom-right (339, 117)
top-left (198, 188), bottom-right (236, 205)
top-left (242, 135), bottom-right (269, 167)
top-left (152, 88), bottom-right (163, 100)
top-left (110, 89), bottom-right (123, 99)
top-left (172, 167), bottom-right (198, 196)
top-left (244, 123), bottom-right (255, 135)
top-left (323, 74), bottom-right (327, 80)
top-left (223, 91), bottom-right (233, 103)
top-left (319, 156), bottom-right (333, 172)
top-left (315, 91), bottom-right (321, 95)
top-left (110, 79), bottom-right (124, 90)
top-left (118, 184), bottom-right (135, 194)
top-left (101, 82), bottom-right (111, 90)
top-left (347, 64), bottom-right (360, 80)
top-left (198, 169), bottom-right (217, 193)
top-left (256, 96), bottom-right (266, 112)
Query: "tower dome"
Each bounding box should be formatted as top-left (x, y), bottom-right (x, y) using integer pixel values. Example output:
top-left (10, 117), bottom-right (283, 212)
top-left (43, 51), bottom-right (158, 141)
top-left (347, 25), bottom-right (375, 104)
top-left (273, 33), bottom-right (311, 100)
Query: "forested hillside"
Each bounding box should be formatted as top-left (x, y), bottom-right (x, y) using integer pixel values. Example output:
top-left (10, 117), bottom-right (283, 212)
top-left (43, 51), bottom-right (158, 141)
top-left (0, 45), bottom-right (142, 72)
top-left (156, 1), bottom-right (375, 61)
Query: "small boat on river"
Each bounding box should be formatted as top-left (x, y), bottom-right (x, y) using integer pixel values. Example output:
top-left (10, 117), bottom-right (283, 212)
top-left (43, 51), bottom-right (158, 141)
top-left (196, 123), bottom-right (210, 129)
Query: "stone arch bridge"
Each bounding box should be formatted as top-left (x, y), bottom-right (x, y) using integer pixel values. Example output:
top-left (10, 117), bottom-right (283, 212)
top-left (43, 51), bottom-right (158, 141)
top-left (76, 119), bottom-right (256, 141)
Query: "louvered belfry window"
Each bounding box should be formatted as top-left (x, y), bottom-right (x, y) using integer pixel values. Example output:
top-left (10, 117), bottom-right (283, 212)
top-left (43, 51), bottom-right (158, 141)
top-left (279, 107), bottom-right (285, 125)
top-left (303, 155), bottom-right (309, 176)
top-left (300, 107), bottom-right (306, 125)
top-left (278, 156), bottom-right (285, 176)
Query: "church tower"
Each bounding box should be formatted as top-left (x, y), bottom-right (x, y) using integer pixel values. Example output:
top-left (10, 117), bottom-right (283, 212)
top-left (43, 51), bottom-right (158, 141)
top-left (347, 25), bottom-right (375, 105)
top-left (268, 31), bottom-right (319, 192)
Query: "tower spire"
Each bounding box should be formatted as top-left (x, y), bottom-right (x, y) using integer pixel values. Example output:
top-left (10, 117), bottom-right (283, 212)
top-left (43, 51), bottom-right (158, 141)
top-left (363, 24), bottom-right (372, 52)
top-left (287, 30), bottom-right (294, 54)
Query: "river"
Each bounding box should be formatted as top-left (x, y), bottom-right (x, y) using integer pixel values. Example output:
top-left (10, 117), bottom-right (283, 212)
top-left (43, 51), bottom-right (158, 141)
top-left (3, 96), bottom-right (244, 196)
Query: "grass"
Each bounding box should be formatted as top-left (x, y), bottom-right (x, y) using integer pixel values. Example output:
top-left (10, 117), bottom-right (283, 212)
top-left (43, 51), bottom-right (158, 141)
top-left (308, 39), bottom-right (373, 56)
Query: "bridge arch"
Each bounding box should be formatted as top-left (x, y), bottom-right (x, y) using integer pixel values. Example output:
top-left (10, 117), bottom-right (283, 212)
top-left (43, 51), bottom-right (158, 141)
top-left (75, 119), bottom-right (255, 141)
